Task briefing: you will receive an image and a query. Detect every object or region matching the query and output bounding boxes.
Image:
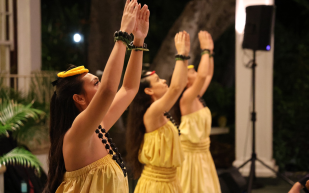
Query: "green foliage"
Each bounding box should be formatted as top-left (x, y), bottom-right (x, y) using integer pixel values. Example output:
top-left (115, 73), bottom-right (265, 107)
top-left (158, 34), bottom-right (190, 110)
top-left (204, 82), bottom-right (235, 126)
top-left (27, 71), bottom-right (57, 108)
top-left (0, 81), bottom-right (47, 176)
top-left (0, 147), bottom-right (41, 175)
top-left (273, 0), bottom-right (309, 171)
top-left (0, 99), bottom-right (45, 137)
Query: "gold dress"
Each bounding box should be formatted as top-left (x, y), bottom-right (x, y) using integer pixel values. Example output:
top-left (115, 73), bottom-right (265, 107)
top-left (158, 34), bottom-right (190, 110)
top-left (177, 107), bottom-right (221, 193)
top-left (56, 154), bottom-right (128, 193)
top-left (134, 121), bottom-right (184, 193)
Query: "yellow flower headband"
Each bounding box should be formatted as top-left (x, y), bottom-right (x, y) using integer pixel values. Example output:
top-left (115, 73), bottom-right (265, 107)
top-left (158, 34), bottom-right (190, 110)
top-left (188, 65), bottom-right (194, 69)
top-left (57, 66), bottom-right (89, 78)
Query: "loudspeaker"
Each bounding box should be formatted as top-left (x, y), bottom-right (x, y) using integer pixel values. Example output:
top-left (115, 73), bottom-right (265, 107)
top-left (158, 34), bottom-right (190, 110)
top-left (219, 167), bottom-right (247, 193)
top-left (242, 5), bottom-right (275, 51)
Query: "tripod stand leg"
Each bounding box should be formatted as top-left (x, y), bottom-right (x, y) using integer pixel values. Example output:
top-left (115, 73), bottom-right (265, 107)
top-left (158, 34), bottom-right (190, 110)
top-left (238, 158), bottom-right (252, 169)
top-left (247, 157), bottom-right (256, 193)
top-left (256, 158), bottom-right (294, 186)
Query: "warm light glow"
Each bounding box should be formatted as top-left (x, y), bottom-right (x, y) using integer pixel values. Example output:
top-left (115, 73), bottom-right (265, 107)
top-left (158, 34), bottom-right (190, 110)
top-left (235, 0), bottom-right (274, 34)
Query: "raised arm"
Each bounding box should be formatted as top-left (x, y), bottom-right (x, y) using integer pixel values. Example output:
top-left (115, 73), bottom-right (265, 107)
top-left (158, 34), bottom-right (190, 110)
top-left (103, 4), bottom-right (150, 130)
top-left (145, 31), bottom-right (190, 120)
top-left (69, 0), bottom-right (138, 140)
top-left (199, 33), bottom-right (214, 97)
top-left (181, 31), bottom-right (211, 104)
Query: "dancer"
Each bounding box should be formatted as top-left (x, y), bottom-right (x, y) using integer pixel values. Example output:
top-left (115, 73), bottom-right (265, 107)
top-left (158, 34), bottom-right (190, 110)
top-left (175, 31), bottom-right (221, 193)
top-left (43, 1), bottom-right (150, 192)
top-left (126, 31), bottom-right (190, 193)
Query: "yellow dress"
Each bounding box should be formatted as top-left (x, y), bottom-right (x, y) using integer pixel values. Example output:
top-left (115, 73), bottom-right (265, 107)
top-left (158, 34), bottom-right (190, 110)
top-left (56, 154), bottom-right (128, 193)
top-left (134, 121), bottom-right (184, 193)
top-left (177, 107), bottom-right (221, 193)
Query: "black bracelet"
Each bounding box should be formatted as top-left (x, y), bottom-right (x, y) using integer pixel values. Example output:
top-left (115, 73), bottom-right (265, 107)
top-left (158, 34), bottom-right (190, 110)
top-left (128, 42), bottom-right (149, 51)
top-left (210, 52), bottom-right (215, 58)
top-left (175, 54), bottom-right (190, 61)
top-left (114, 31), bottom-right (132, 47)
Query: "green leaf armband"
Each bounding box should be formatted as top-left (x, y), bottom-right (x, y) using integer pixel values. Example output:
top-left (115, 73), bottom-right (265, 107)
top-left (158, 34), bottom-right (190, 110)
top-left (128, 42), bottom-right (149, 51)
top-left (201, 49), bottom-right (211, 56)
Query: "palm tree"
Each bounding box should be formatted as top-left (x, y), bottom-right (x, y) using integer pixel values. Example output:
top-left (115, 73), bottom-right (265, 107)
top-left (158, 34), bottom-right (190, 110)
top-left (0, 98), bottom-right (45, 175)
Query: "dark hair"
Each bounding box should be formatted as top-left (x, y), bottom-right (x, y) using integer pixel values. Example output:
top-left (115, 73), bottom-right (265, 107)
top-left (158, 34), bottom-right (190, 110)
top-left (165, 72), bottom-right (185, 126)
top-left (43, 65), bottom-right (85, 193)
top-left (126, 71), bottom-right (152, 179)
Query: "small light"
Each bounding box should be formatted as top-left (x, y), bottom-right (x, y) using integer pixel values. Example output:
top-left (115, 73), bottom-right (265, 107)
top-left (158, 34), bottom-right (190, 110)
top-left (266, 45), bottom-right (271, 51)
top-left (73, 33), bottom-right (82, 43)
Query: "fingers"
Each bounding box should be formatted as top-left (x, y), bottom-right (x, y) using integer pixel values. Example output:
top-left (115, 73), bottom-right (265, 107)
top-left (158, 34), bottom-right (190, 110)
top-left (128, 0), bottom-right (137, 13)
top-left (133, 1), bottom-right (140, 15)
top-left (135, 3), bottom-right (141, 17)
top-left (175, 32), bottom-right (180, 42)
top-left (139, 4), bottom-right (148, 21)
top-left (146, 10), bottom-right (150, 22)
top-left (186, 31), bottom-right (190, 42)
top-left (178, 31), bottom-right (183, 42)
top-left (140, 5), bottom-right (146, 20)
top-left (183, 31), bottom-right (187, 41)
top-left (136, 3), bottom-right (141, 19)
top-left (124, 0), bottom-right (130, 13)
top-left (143, 5), bottom-right (148, 21)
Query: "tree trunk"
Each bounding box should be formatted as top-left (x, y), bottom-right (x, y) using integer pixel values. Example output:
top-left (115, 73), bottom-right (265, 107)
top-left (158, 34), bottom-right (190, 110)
top-left (151, 0), bottom-right (236, 81)
top-left (88, 0), bottom-right (125, 74)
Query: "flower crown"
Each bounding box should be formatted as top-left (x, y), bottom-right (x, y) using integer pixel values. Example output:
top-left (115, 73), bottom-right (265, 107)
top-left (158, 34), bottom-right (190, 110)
top-left (187, 65), bottom-right (194, 69)
top-left (57, 66), bottom-right (89, 78)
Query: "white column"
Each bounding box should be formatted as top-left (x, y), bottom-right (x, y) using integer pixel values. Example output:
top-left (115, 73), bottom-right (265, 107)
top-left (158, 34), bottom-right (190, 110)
top-left (233, 0), bottom-right (277, 177)
top-left (0, 0), bottom-right (13, 80)
top-left (35, 153), bottom-right (49, 174)
top-left (17, 0), bottom-right (41, 93)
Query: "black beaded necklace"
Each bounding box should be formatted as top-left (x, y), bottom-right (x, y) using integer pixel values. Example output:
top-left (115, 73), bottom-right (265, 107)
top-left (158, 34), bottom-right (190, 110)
top-left (198, 95), bottom-right (207, 107)
top-left (95, 125), bottom-right (127, 177)
top-left (164, 112), bottom-right (181, 136)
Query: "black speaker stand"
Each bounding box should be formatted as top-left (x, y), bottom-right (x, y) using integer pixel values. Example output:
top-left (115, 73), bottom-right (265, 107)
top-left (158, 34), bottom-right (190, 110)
top-left (237, 50), bottom-right (294, 193)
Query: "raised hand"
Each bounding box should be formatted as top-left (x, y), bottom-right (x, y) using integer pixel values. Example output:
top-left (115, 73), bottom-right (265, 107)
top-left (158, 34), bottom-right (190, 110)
top-left (198, 31), bottom-right (212, 50)
top-left (175, 31), bottom-right (190, 56)
top-left (120, 0), bottom-right (139, 34)
top-left (132, 4), bottom-right (150, 42)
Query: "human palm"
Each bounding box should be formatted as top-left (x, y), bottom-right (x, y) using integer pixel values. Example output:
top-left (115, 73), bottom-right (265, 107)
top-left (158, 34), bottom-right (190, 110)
top-left (133, 5), bottom-right (150, 40)
top-left (120, 0), bottom-right (138, 34)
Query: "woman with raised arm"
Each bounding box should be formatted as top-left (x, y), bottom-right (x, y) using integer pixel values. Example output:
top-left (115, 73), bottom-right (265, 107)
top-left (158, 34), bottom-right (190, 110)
top-left (43, 1), bottom-right (150, 192)
top-left (126, 31), bottom-right (190, 193)
top-left (174, 31), bottom-right (221, 193)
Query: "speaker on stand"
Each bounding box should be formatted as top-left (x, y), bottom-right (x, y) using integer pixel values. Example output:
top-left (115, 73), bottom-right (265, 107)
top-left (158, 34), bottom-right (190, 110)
top-left (238, 5), bottom-right (294, 193)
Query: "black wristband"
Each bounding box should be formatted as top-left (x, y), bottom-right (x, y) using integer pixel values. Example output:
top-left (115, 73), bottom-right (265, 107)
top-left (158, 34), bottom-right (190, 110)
top-left (175, 54), bottom-right (190, 61)
top-left (114, 31), bottom-right (132, 47)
